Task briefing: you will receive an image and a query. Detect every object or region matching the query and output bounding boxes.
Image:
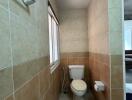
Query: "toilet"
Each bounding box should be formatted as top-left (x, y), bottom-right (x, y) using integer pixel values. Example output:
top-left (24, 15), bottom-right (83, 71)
top-left (69, 65), bottom-right (87, 100)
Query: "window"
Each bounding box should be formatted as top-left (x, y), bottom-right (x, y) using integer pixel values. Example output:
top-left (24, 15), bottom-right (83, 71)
top-left (124, 20), bottom-right (132, 50)
top-left (48, 5), bottom-right (59, 72)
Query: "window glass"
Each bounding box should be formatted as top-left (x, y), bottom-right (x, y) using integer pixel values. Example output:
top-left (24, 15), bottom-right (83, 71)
top-left (124, 20), bottom-right (132, 50)
top-left (48, 14), bottom-right (53, 64)
top-left (48, 6), bottom-right (59, 67)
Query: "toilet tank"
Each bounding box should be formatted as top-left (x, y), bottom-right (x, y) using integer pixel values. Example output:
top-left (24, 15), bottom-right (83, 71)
top-left (69, 65), bottom-right (85, 80)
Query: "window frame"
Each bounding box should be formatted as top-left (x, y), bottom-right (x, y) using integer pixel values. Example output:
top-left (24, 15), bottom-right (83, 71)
top-left (48, 4), bottom-right (60, 73)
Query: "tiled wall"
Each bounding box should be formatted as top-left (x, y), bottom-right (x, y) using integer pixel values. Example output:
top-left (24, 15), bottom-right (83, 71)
top-left (5, 67), bottom-right (61, 100)
top-left (87, 0), bottom-right (124, 100)
top-left (58, 0), bottom-right (124, 100)
top-left (87, 0), bottom-right (110, 100)
top-left (59, 9), bottom-right (88, 53)
top-left (108, 0), bottom-right (124, 100)
top-left (88, 53), bottom-right (110, 100)
top-left (0, 0), bottom-right (60, 100)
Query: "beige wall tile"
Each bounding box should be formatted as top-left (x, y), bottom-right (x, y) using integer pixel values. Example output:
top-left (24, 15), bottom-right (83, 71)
top-left (111, 89), bottom-right (124, 100)
top-left (60, 9), bottom-right (88, 53)
top-left (39, 67), bottom-right (50, 98)
top-left (111, 65), bottom-right (123, 89)
top-left (0, 68), bottom-right (13, 99)
top-left (87, 0), bottom-right (109, 55)
top-left (60, 40), bottom-right (88, 53)
top-left (14, 75), bottom-right (40, 100)
top-left (5, 95), bottom-right (14, 100)
top-left (88, 53), bottom-right (110, 100)
top-left (95, 0), bottom-right (108, 18)
top-left (111, 55), bottom-right (123, 65)
top-left (87, 0), bottom-right (110, 99)
top-left (43, 68), bottom-right (61, 100)
top-left (13, 59), bottom-right (40, 90)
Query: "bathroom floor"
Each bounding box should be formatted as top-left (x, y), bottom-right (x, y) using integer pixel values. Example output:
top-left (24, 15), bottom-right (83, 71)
top-left (59, 92), bottom-right (94, 100)
top-left (59, 93), bottom-right (71, 100)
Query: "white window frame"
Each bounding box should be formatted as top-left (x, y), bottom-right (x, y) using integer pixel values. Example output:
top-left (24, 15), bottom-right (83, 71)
top-left (48, 5), bottom-right (60, 73)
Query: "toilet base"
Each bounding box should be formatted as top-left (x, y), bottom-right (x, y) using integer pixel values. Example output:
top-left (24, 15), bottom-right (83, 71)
top-left (73, 95), bottom-right (84, 100)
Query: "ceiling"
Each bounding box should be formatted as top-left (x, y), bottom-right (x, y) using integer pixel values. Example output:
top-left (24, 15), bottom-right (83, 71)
top-left (57, 0), bottom-right (132, 19)
top-left (57, 0), bottom-right (132, 12)
top-left (57, 0), bottom-right (90, 9)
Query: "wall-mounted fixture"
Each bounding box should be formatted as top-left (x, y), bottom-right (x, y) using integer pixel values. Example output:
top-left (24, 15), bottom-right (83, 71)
top-left (23, 0), bottom-right (36, 6)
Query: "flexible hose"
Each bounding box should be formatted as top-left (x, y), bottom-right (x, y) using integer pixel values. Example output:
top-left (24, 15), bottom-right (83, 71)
top-left (61, 65), bottom-right (66, 92)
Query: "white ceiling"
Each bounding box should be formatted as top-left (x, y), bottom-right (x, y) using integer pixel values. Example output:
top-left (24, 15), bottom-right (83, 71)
top-left (124, 0), bottom-right (132, 15)
top-left (57, 0), bottom-right (90, 9)
top-left (57, 0), bottom-right (132, 16)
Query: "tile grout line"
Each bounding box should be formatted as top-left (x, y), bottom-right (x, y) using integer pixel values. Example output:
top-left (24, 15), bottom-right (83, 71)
top-left (38, 67), bottom-right (41, 100)
top-left (1, 1), bottom-right (14, 100)
top-left (8, 0), bottom-right (16, 100)
top-left (13, 66), bottom-right (50, 95)
top-left (0, 4), bottom-right (9, 12)
top-left (42, 67), bottom-right (59, 99)
top-left (42, 76), bottom-right (51, 100)
top-left (107, 1), bottom-right (112, 99)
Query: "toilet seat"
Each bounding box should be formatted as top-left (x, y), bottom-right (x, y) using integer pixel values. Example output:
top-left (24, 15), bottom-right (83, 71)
top-left (70, 80), bottom-right (87, 96)
top-left (71, 80), bottom-right (87, 91)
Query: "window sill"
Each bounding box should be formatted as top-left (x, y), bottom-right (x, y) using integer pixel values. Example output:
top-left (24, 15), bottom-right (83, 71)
top-left (50, 61), bottom-right (60, 74)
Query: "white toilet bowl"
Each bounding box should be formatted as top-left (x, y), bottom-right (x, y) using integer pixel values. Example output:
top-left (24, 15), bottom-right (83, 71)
top-left (70, 80), bottom-right (87, 97)
top-left (68, 65), bottom-right (87, 100)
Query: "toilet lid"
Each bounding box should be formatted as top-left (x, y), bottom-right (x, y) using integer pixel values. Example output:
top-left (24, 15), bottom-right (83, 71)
top-left (71, 80), bottom-right (87, 91)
